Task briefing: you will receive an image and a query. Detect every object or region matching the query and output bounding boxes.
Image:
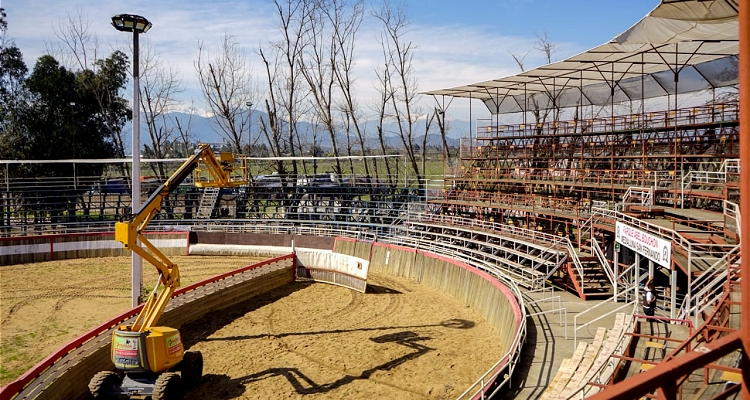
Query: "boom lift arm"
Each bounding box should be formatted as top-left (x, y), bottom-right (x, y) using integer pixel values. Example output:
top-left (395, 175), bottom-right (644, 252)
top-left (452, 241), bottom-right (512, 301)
top-left (114, 143), bottom-right (248, 332)
top-left (89, 144), bottom-right (247, 399)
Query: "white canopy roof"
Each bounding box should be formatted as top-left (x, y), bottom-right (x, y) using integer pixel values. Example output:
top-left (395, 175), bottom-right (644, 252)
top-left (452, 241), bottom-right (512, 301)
top-left (425, 0), bottom-right (739, 114)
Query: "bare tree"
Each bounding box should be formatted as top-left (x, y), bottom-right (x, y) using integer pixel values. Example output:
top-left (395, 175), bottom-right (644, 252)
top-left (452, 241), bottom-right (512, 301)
top-left (298, 0), bottom-right (343, 175)
top-left (432, 95), bottom-right (455, 172)
top-left (195, 33), bottom-right (255, 154)
top-left (139, 42), bottom-right (183, 177)
top-left (48, 9), bottom-right (100, 72)
top-left (173, 101), bottom-right (198, 157)
top-left (420, 112), bottom-right (435, 182)
top-left (258, 48), bottom-right (288, 177)
top-left (510, 32), bottom-right (561, 169)
top-left (373, 1), bottom-right (423, 187)
top-left (261, 0), bottom-right (316, 180)
top-left (535, 31), bottom-right (556, 64)
top-left (329, 0), bottom-right (369, 177)
top-left (373, 56), bottom-right (394, 186)
top-left (48, 11), bottom-right (128, 171)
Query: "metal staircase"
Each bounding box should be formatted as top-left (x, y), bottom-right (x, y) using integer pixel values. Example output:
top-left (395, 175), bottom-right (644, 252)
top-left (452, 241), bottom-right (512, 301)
top-left (616, 186), bottom-right (654, 211)
top-left (196, 187), bottom-right (220, 218)
top-left (677, 245), bottom-right (741, 326)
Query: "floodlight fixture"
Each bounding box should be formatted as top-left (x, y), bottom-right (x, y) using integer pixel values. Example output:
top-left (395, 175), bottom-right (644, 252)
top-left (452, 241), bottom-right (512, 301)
top-left (111, 14), bottom-right (152, 33)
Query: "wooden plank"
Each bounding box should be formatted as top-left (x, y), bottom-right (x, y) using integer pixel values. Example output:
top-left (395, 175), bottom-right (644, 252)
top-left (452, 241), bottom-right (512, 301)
top-left (640, 363), bottom-right (655, 372)
top-left (720, 371), bottom-right (741, 383)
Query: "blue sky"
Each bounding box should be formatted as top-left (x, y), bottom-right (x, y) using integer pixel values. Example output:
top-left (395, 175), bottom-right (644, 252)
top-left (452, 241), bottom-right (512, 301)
top-left (4, 0), bottom-right (659, 124)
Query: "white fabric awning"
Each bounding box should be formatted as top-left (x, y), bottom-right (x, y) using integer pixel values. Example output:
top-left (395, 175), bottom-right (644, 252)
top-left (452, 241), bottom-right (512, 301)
top-left (425, 0), bottom-right (739, 114)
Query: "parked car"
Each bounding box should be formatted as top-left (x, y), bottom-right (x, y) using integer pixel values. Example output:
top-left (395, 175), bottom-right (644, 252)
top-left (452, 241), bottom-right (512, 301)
top-left (296, 173), bottom-right (339, 187)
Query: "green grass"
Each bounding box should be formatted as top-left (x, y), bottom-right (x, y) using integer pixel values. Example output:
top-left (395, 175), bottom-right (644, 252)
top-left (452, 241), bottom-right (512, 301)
top-left (0, 333), bottom-right (38, 383)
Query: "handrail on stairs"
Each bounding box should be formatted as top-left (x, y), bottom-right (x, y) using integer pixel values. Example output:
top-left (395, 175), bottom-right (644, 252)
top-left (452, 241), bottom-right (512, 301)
top-left (677, 244), bottom-right (741, 324)
top-left (723, 200), bottom-right (741, 241)
top-left (616, 186), bottom-right (654, 212)
top-left (591, 236), bottom-right (615, 285)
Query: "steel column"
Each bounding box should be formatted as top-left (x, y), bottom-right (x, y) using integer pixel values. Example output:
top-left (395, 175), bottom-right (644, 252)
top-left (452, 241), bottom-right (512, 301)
top-left (739, 0), bottom-right (750, 398)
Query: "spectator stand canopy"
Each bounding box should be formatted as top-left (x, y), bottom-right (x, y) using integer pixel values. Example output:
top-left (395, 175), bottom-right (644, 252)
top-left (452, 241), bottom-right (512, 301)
top-left (425, 0), bottom-right (739, 116)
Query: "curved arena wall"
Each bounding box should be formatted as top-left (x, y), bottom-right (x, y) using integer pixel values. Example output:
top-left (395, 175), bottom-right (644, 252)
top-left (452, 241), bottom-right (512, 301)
top-left (1, 230), bottom-right (524, 400)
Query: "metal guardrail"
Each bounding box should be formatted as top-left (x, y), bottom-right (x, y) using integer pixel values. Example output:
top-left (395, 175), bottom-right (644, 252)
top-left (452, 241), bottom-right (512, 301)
top-left (187, 219), bottom-right (530, 400)
top-left (617, 186), bottom-right (654, 211)
top-left (406, 211), bottom-right (574, 288)
top-left (589, 206), bottom-right (736, 324)
top-left (573, 285), bottom-right (638, 347)
top-left (680, 158), bottom-right (739, 209)
top-left (677, 245), bottom-right (741, 325)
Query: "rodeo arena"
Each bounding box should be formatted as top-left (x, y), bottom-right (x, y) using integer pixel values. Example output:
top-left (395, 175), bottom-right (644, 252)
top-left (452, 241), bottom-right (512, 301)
top-left (2, 1), bottom-right (750, 399)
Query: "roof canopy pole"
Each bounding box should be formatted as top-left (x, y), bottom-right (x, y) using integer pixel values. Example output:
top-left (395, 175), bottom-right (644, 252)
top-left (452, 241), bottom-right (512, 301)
top-left (648, 41), bottom-right (704, 124)
top-left (496, 87), bottom-right (499, 131)
top-left (469, 91), bottom-right (473, 157)
top-left (641, 52), bottom-right (646, 177)
top-left (524, 83), bottom-right (528, 128)
top-left (535, 76), bottom-right (574, 133)
top-left (579, 70), bottom-right (583, 134)
top-left (481, 86), bottom-right (509, 129)
top-left (641, 52), bottom-right (645, 129)
top-left (553, 77), bottom-right (557, 128)
top-left (611, 62), bottom-right (616, 135)
top-left (576, 70), bottom-right (585, 134)
top-left (611, 62), bottom-right (616, 179)
top-left (674, 43), bottom-right (680, 203)
top-left (590, 61), bottom-right (634, 136)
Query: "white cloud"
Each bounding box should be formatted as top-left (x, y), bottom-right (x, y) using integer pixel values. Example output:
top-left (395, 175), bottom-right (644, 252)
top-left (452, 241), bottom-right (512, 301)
top-left (5, 0), bottom-right (586, 126)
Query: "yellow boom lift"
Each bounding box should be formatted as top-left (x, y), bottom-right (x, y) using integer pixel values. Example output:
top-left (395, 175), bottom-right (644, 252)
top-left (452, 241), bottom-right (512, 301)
top-left (88, 144), bottom-right (248, 399)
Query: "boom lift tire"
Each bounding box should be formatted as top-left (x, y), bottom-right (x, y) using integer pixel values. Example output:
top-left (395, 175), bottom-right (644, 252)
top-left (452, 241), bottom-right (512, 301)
top-left (88, 371), bottom-right (121, 399)
top-left (180, 350), bottom-right (203, 389)
top-left (152, 372), bottom-right (182, 400)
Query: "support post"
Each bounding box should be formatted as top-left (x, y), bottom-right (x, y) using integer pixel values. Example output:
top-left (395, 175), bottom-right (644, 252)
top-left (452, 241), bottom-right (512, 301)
top-left (739, 1), bottom-right (750, 398)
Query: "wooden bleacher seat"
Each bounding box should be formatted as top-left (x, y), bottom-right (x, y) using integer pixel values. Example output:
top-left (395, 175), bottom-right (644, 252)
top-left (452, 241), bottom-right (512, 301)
top-left (720, 370), bottom-right (741, 384)
top-left (720, 370), bottom-right (741, 392)
top-left (644, 340), bottom-right (666, 360)
top-left (560, 327), bottom-right (608, 398)
top-left (541, 359), bottom-right (572, 399)
top-left (541, 341), bottom-right (589, 399)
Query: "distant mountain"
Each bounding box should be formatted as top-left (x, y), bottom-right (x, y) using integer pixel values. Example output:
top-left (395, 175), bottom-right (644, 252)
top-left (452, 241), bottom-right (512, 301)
top-left (129, 111), bottom-right (468, 152)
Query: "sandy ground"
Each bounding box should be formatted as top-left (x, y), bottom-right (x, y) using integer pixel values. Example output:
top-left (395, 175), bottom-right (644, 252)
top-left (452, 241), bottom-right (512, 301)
top-left (0, 255), bottom-right (268, 385)
top-left (1, 256), bottom-right (505, 399)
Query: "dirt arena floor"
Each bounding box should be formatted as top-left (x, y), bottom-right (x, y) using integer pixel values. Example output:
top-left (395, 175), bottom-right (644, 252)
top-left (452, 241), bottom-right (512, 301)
top-left (1, 256), bottom-right (505, 399)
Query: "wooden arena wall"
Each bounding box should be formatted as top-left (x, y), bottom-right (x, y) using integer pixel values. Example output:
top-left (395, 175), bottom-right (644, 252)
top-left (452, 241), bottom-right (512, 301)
top-left (0, 232), bottom-right (189, 265)
top-left (333, 238), bottom-right (523, 366)
top-left (188, 231), bottom-right (335, 250)
top-left (187, 232), bottom-right (367, 292)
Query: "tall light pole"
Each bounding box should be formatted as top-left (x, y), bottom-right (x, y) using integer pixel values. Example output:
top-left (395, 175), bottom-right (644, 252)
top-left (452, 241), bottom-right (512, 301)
top-left (112, 14), bottom-right (152, 308)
